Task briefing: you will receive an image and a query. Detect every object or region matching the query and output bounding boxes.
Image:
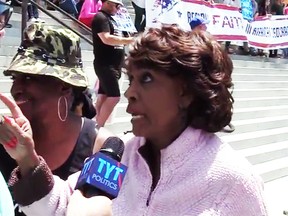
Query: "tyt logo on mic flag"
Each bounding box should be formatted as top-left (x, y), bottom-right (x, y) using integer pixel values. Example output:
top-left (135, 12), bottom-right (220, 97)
top-left (76, 152), bottom-right (128, 198)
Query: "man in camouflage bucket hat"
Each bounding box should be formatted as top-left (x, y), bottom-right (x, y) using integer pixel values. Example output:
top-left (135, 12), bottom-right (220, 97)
top-left (4, 23), bottom-right (88, 88)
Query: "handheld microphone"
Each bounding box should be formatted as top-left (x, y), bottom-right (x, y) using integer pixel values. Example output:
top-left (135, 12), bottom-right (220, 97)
top-left (75, 136), bottom-right (127, 199)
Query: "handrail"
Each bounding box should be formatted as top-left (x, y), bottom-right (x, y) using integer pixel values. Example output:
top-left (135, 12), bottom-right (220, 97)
top-left (21, 0), bottom-right (28, 40)
top-left (41, 0), bottom-right (92, 34)
top-left (21, 0), bottom-right (93, 45)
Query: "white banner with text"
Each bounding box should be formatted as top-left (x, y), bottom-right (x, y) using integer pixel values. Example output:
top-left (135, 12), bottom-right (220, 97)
top-left (146, 0), bottom-right (288, 49)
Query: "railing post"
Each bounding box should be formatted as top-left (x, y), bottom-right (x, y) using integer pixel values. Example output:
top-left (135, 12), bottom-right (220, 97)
top-left (21, 0), bottom-right (28, 41)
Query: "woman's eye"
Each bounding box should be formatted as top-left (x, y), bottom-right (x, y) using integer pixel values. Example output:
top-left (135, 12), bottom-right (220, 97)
top-left (141, 73), bottom-right (153, 83)
top-left (24, 76), bottom-right (32, 81)
top-left (11, 75), bottom-right (33, 82)
top-left (127, 75), bottom-right (133, 86)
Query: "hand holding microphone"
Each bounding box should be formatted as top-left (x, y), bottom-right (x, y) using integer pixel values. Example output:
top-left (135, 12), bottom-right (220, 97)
top-left (66, 136), bottom-right (127, 216)
top-left (75, 136), bottom-right (127, 198)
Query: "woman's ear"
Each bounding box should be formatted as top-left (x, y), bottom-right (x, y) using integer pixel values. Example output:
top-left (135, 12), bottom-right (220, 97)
top-left (60, 83), bottom-right (73, 97)
top-left (179, 83), bottom-right (193, 109)
top-left (181, 93), bottom-right (194, 109)
top-left (59, 84), bottom-right (74, 109)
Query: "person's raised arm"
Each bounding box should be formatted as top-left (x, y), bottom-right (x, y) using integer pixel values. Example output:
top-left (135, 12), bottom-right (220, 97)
top-left (0, 93), bottom-right (74, 215)
top-left (0, 93), bottom-right (39, 175)
top-left (0, 93), bottom-right (114, 216)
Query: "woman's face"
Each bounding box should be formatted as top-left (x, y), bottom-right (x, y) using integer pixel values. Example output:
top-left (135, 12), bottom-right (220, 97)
top-left (125, 66), bottom-right (191, 144)
top-left (10, 73), bottom-right (63, 121)
top-left (107, 1), bottom-right (121, 15)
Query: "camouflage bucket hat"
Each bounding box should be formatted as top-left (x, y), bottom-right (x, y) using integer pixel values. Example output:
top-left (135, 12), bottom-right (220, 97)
top-left (4, 23), bottom-right (88, 88)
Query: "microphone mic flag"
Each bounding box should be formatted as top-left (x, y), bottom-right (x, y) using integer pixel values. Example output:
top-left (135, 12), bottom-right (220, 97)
top-left (75, 136), bottom-right (127, 198)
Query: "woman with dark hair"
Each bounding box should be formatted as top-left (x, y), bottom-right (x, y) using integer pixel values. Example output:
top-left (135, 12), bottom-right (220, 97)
top-left (0, 24), bottom-right (267, 215)
top-left (71, 88), bottom-right (97, 119)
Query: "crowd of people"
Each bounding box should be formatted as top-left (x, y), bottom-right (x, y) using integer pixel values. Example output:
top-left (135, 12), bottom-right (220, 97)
top-left (2, 0), bottom-right (288, 215)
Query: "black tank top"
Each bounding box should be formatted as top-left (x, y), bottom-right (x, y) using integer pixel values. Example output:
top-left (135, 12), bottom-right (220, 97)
top-left (53, 118), bottom-right (98, 180)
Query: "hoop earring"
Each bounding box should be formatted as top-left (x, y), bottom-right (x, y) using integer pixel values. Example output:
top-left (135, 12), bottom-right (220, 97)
top-left (58, 96), bottom-right (68, 122)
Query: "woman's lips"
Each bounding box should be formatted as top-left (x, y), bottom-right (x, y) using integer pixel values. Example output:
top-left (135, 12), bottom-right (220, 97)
top-left (15, 99), bottom-right (29, 105)
top-left (131, 114), bottom-right (144, 120)
top-left (13, 96), bottom-right (30, 105)
top-left (131, 114), bottom-right (145, 123)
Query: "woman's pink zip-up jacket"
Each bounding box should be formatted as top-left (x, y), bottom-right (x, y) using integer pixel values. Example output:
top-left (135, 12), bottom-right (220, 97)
top-left (9, 127), bottom-right (268, 216)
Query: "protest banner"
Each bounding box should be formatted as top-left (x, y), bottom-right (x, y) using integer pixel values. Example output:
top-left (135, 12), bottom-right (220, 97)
top-left (146, 0), bottom-right (288, 49)
top-left (146, 0), bottom-right (246, 40)
top-left (246, 16), bottom-right (288, 49)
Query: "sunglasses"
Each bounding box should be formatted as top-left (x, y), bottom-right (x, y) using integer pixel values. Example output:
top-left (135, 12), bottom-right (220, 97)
top-left (0, 1), bottom-right (13, 31)
top-left (110, 2), bottom-right (121, 9)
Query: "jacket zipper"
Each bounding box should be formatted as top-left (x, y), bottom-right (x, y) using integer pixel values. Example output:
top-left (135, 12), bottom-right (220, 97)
top-left (146, 186), bottom-right (153, 206)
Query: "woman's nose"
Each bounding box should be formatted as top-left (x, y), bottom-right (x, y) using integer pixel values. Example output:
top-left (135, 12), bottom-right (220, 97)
top-left (124, 84), bottom-right (137, 102)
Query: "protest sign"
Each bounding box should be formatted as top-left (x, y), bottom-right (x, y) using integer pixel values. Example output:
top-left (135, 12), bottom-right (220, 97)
top-left (113, 7), bottom-right (137, 32)
top-left (146, 0), bottom-right (288, 49)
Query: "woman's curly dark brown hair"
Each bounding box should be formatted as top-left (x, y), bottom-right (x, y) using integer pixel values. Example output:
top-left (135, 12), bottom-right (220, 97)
top-left (126, 24), bottom-right (234, 133)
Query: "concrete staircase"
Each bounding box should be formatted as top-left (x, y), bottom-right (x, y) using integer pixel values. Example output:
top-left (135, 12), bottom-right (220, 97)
top-left (1, 4), bottom-right (288, 215)
top-left (221, 58), bottom-right (288, 182)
